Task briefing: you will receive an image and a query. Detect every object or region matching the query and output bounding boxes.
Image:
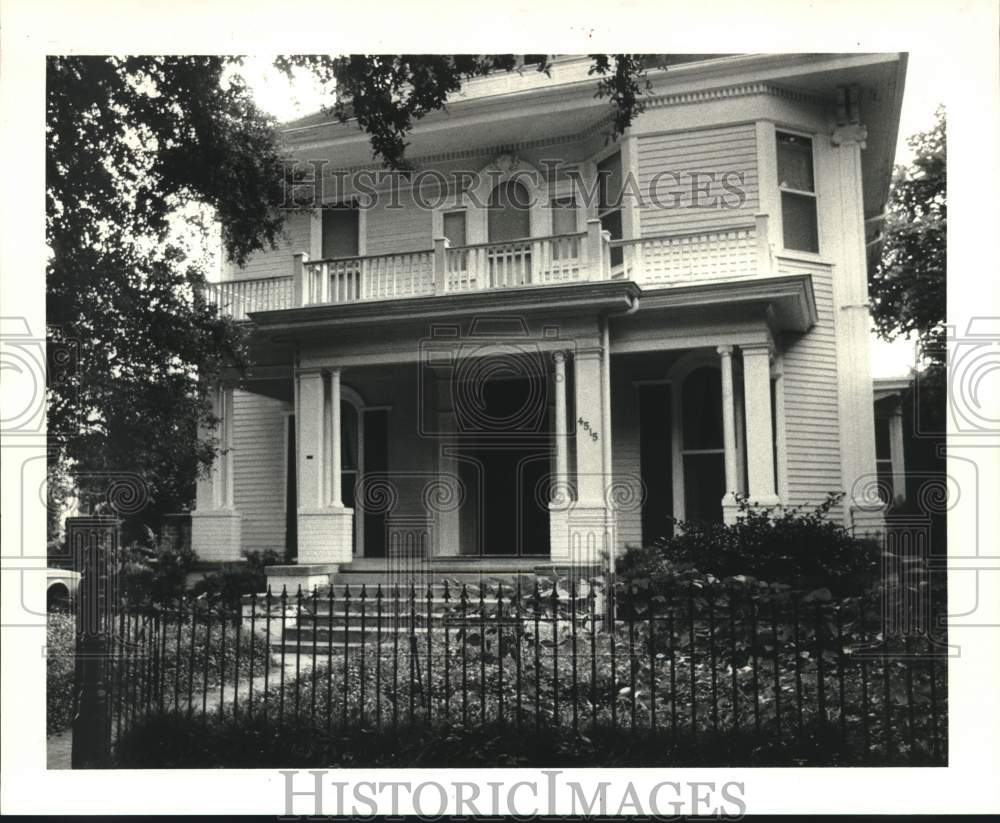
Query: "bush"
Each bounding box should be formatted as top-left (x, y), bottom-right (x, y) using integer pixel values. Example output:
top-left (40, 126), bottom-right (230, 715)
top-left (119, 525), bottom-right (196, 604)
top-left (111, 710), bottom-right (934, 768)
top-left (149, 604), bottom-right (274, 691)
top-left (618, 494), bottom-right (879, 599)
top-left (190, 550), bottom-right (282, 606)
top-left (46, 612), bottom-right (76, 735)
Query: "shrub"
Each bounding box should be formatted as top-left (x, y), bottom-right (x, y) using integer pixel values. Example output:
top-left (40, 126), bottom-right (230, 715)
top-left (46, 612), bottom-right (76, 735)
top-left (190, 550), bottom-right (282, 606)
top-left (119, 525), bottom-right (196, 604)
top-left (618, 494), bottom-right (879, 599)
top-left (112, 710), bottom-right (935, 768)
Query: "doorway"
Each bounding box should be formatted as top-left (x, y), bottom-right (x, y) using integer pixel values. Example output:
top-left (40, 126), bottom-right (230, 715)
top-left (455, 368), bottom-right (550, 557)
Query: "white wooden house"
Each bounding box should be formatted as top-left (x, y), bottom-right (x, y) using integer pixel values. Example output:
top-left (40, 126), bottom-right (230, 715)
top-left (192, 53), bottom-right (906, 582)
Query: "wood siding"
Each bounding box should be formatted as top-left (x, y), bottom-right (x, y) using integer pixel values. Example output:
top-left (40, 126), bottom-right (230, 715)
top-left (776, 258), bottom-right (844, 513)
top-left (364, 187), bottom-right (435, 257)
top-left (231, 212), bottom-right (312, 280)
top-left (231, 389), bottom-right (289, 554)
top-left (637, 124), bottom-right (759, 236)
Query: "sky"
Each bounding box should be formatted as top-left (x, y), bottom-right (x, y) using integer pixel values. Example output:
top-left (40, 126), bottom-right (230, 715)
top-left (240, 54), bottom-right (946, 379)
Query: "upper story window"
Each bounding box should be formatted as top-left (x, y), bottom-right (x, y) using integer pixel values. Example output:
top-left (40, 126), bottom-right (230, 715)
top-left (551, 195), bottom-right (578, 235)
top-left (597, 151), bottom-right (623, 267)
top-left (488, 180), bottom-right (531, 242)
top-left (776, 132), bottom-right (819, 253)
top-left (322, 203), bottom-right (360, 259)
top-left (443, 210), bottom-right (467, 248)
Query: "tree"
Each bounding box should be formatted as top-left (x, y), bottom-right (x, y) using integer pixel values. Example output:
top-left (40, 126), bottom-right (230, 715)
top-left (47, 55), bottom-right (657, 528)
top-left (46, 56), bottom-right (290, 525)
top-left (869, 106), bottom-right (946, 366)
top-left (869, 107), bottom-right (946, 531)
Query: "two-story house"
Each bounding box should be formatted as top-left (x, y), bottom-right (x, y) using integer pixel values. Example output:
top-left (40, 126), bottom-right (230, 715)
top-left (193, 53), bottom-right (906, 586)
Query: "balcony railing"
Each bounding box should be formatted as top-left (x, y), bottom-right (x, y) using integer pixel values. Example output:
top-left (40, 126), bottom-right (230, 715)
top-left (207, 215), bottom-right (773, 319)
top-left (613, 215), bottom-right (769, 286)
top-left (205, 275), bottom-right (295, 321)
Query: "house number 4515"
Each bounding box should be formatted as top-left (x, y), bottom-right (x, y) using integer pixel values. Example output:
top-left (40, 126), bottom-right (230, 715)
top-left (577, 417), bottom-right (599, 442)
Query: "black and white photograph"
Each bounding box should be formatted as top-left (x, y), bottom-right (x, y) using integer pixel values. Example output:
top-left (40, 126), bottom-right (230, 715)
top-left (1, 0), bottom-right (997, 816)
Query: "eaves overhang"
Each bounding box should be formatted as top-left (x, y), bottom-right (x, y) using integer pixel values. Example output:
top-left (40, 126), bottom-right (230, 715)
top-left (635, 274), bottom-right (818, 334)
top-left (247, 274), bottom-right (816, 341)
top-left (249, 280), bottom-right (641, 336)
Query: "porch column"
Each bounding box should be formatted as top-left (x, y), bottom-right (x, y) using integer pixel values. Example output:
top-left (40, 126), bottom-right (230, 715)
top-left (717, 345), bottom-right (740, 523)
top-left (191, 384), bottom-right (242, 562)
top-left (294, 368), bottom-right (353, 566)
top-left (330, 368), bottom-right (342, 507)
top-left (297, 371), bottom-right (326, 509)
top-left (552, 351), bottom-right (569, 503)
top-left (741, 343), bottom-right (780, 507)
top-left (549, 345), bottom-right (611, 568)
top-left (573, 348), bottom-right (606, 507)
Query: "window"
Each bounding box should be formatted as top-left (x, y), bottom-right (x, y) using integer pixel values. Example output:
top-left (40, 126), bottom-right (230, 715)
top-left (443, 210), bottom-right (467, 247)
top-left (488, 180), bottom-right (531, 242)
top-left (874, 415), bottom-right (894, 504)
top-left (597, 152), bottom-right (624, 267)
top-left (776, 132), bottom-right (819, 253)
top-left (551, 196), bottom-right (578, 235)
top-left (681, 366), bottom-right (725, 523)
top-left (322, 204), bottom-right (359, 259)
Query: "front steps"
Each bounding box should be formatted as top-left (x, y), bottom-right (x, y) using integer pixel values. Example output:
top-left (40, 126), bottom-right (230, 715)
top-left (256, 558), bottom-right (602, 654)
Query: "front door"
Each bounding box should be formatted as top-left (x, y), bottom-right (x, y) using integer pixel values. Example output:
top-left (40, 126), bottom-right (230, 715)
top-left (456, 369), bottom-right (550, 557)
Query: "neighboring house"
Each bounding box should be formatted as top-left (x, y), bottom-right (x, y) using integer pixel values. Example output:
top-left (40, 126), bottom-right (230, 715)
top-left (46, 568), bottom-right (81, 610)
top-left (193, 53), bottom-right (906, 579)
top-left (873, 376), bottom-right (912, 507)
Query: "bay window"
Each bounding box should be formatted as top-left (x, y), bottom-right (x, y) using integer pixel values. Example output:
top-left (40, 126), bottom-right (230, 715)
top-left (776, 131), bottom-right (819, 253)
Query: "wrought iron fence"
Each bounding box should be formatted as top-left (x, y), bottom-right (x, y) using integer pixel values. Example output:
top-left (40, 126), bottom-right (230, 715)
top-left (102, 579), bottom-right (947, 765)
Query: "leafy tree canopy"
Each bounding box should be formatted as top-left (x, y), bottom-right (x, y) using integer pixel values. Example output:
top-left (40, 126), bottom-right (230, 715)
top-left (869, 105), bottom-right (946, 365)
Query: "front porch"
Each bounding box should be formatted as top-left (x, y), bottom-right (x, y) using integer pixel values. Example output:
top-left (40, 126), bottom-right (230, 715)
top-left (191, 276), bottom-right (817, 581)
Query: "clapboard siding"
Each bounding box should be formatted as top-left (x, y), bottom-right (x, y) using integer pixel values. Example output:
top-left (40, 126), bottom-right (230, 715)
top-left (232, 390), bottom-right (289, 554)
top-left (231, 212), bottom-right (312, 280)
top-left (637, 124), bottom-right (759, 236)
top-left (364, 188), bottom-right (435, 257)
top-left (777, 258), bottom-right (843, 515)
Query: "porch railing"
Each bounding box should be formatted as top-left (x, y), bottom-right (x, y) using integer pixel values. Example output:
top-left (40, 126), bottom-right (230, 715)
top-left (204, 275), bottom-right (295, 321)
top-left (207, 214), bottom-right (775, 318)
top-left (613, 214), bottom-right (771, 287)
top-left (444, 231), bottom-right (586, 292)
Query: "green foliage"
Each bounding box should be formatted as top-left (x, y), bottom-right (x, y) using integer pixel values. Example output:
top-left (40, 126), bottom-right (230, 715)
top-left (617, 494), bottom-right (880, 598)
top-left (46, 56), bottom-right (293, 518)
top-left (152, 606), bottom-right (273, 689)
top-left (588, 54), bottom-right (653, 137)
top-left (46, 612), bottom-right (77, 735)
top-left (114, 710), bottom-right (904, 768)
top-left (869, 105), bottom-right (946, 366)
top-left (118, 526), bottom-right (196, 604)
top-left (190, 550), bottom-right (282, 606)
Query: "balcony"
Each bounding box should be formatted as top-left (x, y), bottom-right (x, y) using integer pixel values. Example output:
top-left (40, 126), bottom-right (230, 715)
top-left (206, 216), bottom-right (773, 321)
